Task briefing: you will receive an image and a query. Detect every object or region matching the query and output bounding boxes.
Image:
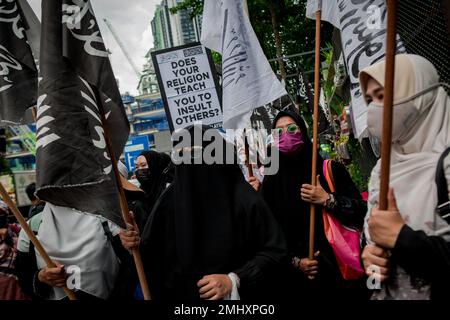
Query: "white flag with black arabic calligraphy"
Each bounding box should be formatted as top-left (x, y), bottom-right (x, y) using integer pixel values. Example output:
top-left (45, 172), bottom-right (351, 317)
top-left (201, 0), bottom-right (287, 129)
top-left (306, 0), bottom-right (406, 138)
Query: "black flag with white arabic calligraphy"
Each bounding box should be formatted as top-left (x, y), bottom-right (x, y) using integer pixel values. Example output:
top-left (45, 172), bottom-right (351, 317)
top-left (0, 0), bottom-right (38, 125)
top-left (36, 0), bottom-right (130, 228)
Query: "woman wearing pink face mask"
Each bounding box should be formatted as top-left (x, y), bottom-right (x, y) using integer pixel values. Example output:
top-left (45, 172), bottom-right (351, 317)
top-left (262, 109), bottom-right (368, 300)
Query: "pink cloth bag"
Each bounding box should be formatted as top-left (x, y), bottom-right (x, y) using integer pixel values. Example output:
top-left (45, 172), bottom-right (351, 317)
top-left (322, 160), bottom-right (364, 280)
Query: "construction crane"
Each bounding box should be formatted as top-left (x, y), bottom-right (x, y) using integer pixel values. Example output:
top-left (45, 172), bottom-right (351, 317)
top-left (103, 18), bottom-right (142, 78)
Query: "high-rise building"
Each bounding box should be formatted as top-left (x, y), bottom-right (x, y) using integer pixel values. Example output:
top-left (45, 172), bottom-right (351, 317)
top-left (151, 1), bottom-right (175, 50)
top-left (151, 0), bottom-right (199, 51)
top-left (166, 0), bottom-right (197, 46)
top-left (151, 5), bottom-right (164, 50)
top-left (192, 14), bottom-right (202, 42)
top-left (177, 5), bottom-right (198, 44)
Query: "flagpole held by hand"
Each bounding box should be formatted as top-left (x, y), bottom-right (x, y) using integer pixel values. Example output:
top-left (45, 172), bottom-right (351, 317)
top-left (0, 182), bottom-right (77, 300)
top-left (374, 2), bottom-right (397, 299)
top-left (378, 0), bottom-right (397, 210)
top-left (94, 88), bottom-right (152, 300)
top-left (309, 1), bottom-right (322, 260)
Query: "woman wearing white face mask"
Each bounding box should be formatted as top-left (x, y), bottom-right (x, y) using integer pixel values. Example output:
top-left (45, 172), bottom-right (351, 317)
top-left (359, 54), bottom-right (450, 300)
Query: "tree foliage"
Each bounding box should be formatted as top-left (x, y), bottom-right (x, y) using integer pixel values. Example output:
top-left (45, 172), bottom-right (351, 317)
top-left (169, 0), bottom-right (204, 18)
top-left (170, 0), bottom-right (333, 84)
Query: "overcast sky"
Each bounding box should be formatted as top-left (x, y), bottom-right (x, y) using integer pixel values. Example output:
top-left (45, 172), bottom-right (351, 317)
top-left (28, 0), bottom-right (159, 95)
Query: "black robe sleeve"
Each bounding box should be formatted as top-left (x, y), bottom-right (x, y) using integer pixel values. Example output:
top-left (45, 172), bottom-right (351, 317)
top-left (15, 251), bottom-right (36, 298)
top-left (233, 199), bottom-right (287, 290)
top-left (15, 250), bottom-right (51, 299)
top-left (393, 225), bottom-right (450, 285)
top-left (108, 235), bottom-right (137, 300)
top-left (325, 162), bottom-right (367, 229)
top-left (129, 199), bottom-right (150, 233)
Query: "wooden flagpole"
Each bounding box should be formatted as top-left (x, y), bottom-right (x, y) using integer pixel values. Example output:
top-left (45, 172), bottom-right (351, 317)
top-left (244, 130), bottom-right (254, 178)
top-left (379, 0), bottom-right (397, 210)
top-left (309, 1), bottom-right (322, 260)
top-left (31, 107), bottom-right (37, 122)
top-left (95, 90), bottom-right (151, 300)
top-left (0, 183), bottom-right (77, 300)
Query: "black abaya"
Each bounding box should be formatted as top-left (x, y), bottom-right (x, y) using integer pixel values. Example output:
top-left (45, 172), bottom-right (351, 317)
top-left (262, 110), bottom-right (368, 300)
top-left (141, 126), bottom-right (287, 301)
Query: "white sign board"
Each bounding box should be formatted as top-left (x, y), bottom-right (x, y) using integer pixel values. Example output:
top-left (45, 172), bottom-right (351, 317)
top-left (152, 43), bottom-right (222, 131)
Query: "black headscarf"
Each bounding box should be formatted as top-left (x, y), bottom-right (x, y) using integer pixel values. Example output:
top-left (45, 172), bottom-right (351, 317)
top-left (261, 110), bottom-right (340, 300)
top-left (138, 150), bottom-right (173, 211)
top-left (262, 110), bottom-right (368, 299)
top-left (141, 125), bottom-right (286, 300)
top-left (262, 110), bottom-right (326, 257)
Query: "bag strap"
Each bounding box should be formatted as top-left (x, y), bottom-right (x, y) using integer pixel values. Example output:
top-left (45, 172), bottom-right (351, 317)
top-left (323, 160), bottom-right (336, 193)
top-left (435, 147), bottom-right (450, 222)
top-left (102, 221), bottom-right (115, 244)
top-left (101, 220), bottom-right (123, 264)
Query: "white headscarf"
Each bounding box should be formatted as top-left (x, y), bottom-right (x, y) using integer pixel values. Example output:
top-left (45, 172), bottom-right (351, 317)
top-left (360, 54), bottom-right (450, 300)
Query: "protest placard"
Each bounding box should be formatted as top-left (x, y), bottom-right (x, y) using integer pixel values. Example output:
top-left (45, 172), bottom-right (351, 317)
top-left (152, 43), bottom-right (222, 132)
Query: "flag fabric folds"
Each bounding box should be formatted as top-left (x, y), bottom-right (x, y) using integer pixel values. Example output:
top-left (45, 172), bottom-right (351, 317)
top-left (17, 0), bottom-right (41, 60)
top-left (306, 0), bottom-right (406, 138)
top-left (35, 0), bottom-right (130, 228)
top-left (201, 0), bottom-right (287, 129)
top-left (0, 0), bottom-right (38, 125)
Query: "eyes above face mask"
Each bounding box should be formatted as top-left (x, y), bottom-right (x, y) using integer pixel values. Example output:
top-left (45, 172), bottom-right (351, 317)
top-left (367, 101), bottom-right (421, 143)
top-left (366, 82), bottom-right (441, 143)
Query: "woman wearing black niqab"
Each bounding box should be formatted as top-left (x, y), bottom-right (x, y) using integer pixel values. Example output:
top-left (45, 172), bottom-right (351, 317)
top-left (141, 126), bottom-right (287, 301)
top-left (262, 110), bottom-right (368, 300)
top-left (131, 150), bottom-right (173, 230)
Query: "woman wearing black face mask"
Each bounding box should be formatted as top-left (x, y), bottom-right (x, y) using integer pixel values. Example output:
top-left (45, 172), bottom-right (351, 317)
top-left (261, 109), bottom-right (368, 301)
top-left (133, 151), bottom-right (173, 230)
